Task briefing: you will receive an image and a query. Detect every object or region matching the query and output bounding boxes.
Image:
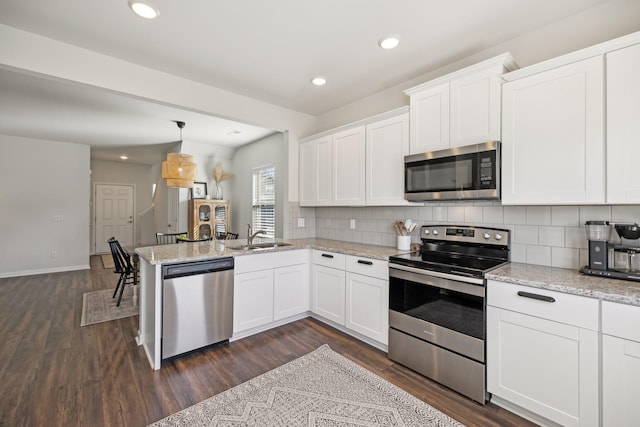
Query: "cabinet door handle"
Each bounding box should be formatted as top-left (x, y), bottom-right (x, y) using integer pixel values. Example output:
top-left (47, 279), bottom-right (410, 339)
top-left (517, 291), bottom-right (555, 303)
top-left (321, 253), bottom-right (334, 258)
top-left (357, 260), bottom-right (373, 265)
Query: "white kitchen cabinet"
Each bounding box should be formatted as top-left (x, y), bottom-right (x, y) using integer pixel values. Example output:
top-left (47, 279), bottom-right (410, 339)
top-left (408, 81), bottom-right (450, 153)
top-left (299, 108), bottom-right (410, 207)
top-left (274, 263), bottom-right (309, 321)
top-left (606, 42), bottom-right (640, 203)
top-left (233, 250), bottom-right (309, 335)
top-left (233, 269), bottom-right (274, 333)
top-left (365, 112), bottom-right (410, 205)
top-left (501, 56), bottom-right (605, 204)
top-left (311, 251), bottom-right (346, 324)
top-left (332, 126), bottom-right (366, 206)
top-left (405, 53), bottom-right (516, 154)
top-left (487, 280), bottom-right (599, 427)
top-left (345, 255), bottom-right (389, 345)
top-left (602, 301), bottom-right (640, 426)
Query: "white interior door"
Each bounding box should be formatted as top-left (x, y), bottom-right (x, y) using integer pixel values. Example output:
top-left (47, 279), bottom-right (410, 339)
top-left (95, 184), bottom-right (134, 253)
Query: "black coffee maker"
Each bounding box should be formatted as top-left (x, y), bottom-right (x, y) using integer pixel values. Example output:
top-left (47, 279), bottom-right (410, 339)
top-left (581, 221), bottom-right (640, 282)
top-left (585, 221), bottom-right (611, 270)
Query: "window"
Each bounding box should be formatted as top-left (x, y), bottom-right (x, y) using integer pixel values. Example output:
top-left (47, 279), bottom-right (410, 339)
top-left (252, 165), bottom-right (275, 239)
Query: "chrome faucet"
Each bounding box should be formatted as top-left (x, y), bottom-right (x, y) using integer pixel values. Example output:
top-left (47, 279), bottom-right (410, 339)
top-left (247, 223), bottom-right (267, 246)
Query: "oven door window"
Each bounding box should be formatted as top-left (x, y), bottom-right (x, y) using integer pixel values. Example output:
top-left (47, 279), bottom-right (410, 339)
top-left (390, 276), bottom-right (484, 340)
top-left (405, 152), bottom-right (476, 193)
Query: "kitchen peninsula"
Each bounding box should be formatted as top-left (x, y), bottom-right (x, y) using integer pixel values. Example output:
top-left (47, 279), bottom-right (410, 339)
top-left (135, 238), bottom-right (400, 369)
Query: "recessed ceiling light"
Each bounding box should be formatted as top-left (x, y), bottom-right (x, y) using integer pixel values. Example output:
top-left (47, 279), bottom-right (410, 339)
top-left (311, 77), bottom-right (327, 86)
top-left (378, 35), bottom-right (400, 50)
top-left (128, 1), bottom-right (160, 19)
top-left (120, 155), bottom-right (128, 160)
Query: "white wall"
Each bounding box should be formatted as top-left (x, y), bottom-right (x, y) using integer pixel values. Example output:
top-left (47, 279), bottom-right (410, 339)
top-left (90, 159), bottom-right (154, 249)
top-left (231, 133), bottom-right (287, 239)
top-left (0, 135), bottom-right (90, 277)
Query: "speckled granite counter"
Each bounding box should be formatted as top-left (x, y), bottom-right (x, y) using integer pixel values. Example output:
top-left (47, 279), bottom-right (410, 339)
top-left (135, 237), bottom-right (404, 265)
top-left (487, 262), bottom-right (640, 307)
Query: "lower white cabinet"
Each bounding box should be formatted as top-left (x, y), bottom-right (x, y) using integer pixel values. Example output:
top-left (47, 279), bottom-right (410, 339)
top-left (602, 301), bottom-right (640, 426)
top-left (345, 256), bottom-right (389, 345)
top-left (311, 251), bottom-right (346, 324)
top-left (487, 280), bottom-right (599, 427)
top-left (234, 269), bottom-right (274, 332)
top-left (234, 250), bottom-right (309, 335)
top-left (311, 250), bottom-right (389, 347)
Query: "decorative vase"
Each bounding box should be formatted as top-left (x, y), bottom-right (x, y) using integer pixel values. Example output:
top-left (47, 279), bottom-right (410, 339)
top-left (213, 183), bottom-right (223, 200)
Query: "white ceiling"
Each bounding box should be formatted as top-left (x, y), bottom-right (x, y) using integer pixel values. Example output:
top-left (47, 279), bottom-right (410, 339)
top-left (0, 0), bottom-right (622, 163)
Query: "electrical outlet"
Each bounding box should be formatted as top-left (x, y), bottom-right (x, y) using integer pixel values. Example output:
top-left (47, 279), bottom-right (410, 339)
top-left (50, 250), bottom-right (57, 258)
top-left (349, 219), bottom-right (356, 229)
top-left (297, 218), bottom-right (305, 227)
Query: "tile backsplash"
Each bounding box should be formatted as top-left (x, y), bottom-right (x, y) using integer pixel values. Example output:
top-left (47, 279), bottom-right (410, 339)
top-left (287, 201), bottom-right (640, 270)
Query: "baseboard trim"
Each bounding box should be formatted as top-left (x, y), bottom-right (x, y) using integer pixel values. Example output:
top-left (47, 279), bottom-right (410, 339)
top-left (0, 264), bottom-right (90, 279)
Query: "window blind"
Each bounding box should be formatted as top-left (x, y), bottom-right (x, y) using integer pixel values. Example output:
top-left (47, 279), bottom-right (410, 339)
top-left (252, 165), bottom-right (275, 239)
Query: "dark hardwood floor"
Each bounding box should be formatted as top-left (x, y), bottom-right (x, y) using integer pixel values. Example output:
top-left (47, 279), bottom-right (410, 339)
top-left (0, 256), bottom-right (537, 426)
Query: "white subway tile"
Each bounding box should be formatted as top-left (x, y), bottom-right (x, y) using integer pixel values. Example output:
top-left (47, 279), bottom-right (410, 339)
top-left (464, 206), bottom-right (483, 223)
top-left (539, 226), bottom-right (565, 247)
top-left (566, 227), bottom-right (588, 249)
top-left (448, 206), bottom-right (465, 223)
top-left (483, 206), bottom-right (504, 224)
top-left (611, 205), bottom-right (640, 223)
top-left (579, 206), bottom-right (611, 224)
top-left (526, 206), bottom-right (551, 225)
top-left (514, 225), bottom-right (538, 245)
top-left (551, 247), bottom-right (580, 269)
top-left (418, 206), bottom-right (433, 221)
top-left (433, 206), bottom-right (447, 222)
top-left (551, 206), bottom-right (579, 226)
top-left (504, 206), bottom-right (526, 225)
top-left (510, 243), bottom-right (526, 263)
top-left (526, 245), bottom-right (551, 266)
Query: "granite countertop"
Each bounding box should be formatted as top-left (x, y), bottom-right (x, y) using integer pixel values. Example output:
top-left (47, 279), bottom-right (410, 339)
top-left (487, 262), bottom-right (640, 307)
top-left (134, 237), bottom-right (404, 265)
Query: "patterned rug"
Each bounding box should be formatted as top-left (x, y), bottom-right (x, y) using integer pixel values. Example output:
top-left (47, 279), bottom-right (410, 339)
top-left (80, 287), bottom-right (138, 326)
top-left (149, 344), bottom-right (464, 426)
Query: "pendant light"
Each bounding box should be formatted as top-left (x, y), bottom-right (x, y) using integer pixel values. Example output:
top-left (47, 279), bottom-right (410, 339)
top-left (161, 121), bottom-right (197, 188)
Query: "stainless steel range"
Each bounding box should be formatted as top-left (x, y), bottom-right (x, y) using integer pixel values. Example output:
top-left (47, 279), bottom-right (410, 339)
top-left (388, 225), bottom-right (510, 403)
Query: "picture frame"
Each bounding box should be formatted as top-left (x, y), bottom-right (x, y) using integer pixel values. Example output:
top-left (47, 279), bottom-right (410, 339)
top-left (190, 181), bottom-right (207, 199)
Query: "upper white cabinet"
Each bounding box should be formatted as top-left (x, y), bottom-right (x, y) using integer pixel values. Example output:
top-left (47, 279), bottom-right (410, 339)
top-left (501, 56), bottom-right (605, 205)
top-left (299, 108), bottom-right (412, 207)
top-left (365, 113), bottom-right (409, 205)
top-left (606, 42), bottom-right (640, 204)
top-left (404, 53), bottom-right (517, 154)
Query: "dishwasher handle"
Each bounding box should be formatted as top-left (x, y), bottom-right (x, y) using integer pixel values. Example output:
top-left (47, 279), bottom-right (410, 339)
top-left (163, 257), bottom-right (234, 279)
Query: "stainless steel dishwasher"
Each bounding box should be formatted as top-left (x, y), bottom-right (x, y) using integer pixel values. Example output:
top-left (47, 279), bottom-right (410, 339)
top-left (162, 257), bottom-right (234, 359)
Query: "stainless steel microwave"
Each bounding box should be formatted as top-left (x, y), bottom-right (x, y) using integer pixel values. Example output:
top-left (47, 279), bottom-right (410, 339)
top-left (404, 141), bottom-right (500, 201)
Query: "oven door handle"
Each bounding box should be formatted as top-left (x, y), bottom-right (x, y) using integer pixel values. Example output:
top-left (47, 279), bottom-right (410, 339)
top-left (388, 263), bottom-right (485, 297)
top-left (388, 262), bottom-right (484, 286)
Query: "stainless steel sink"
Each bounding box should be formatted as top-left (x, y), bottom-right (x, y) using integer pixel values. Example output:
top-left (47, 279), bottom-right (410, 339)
top-left (226, 242), bottom-right (293, 251)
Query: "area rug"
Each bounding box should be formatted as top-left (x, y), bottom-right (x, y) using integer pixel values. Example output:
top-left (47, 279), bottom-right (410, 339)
top-left (101, 254), bottom-right (115, 269)
top-left (148, 344), bottom-right (464, 426)
top-left (80, 287), bottom-right (138, 326)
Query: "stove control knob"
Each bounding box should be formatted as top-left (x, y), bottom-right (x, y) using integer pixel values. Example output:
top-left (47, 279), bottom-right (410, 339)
top-left (423, 229), bottom-right (430, 236)
top-left (432, 229), bottom-right (439, 236)
top-left (495, 233), bottom-right (503, 241)
top-left (483, 232), bottom-right (491, 240)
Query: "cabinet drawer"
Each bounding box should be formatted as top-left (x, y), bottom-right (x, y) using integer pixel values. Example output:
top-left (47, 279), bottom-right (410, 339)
top-left (602, 301), bottom-right (640, 342)
top-left (487, 280), bottom-right (598, 331)
top-left (235, 249), bottom-right (309, 274)
top-left (313, 250), bottom-right (346, 269)
top-left (345, 255), bottom-right (388, 280)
